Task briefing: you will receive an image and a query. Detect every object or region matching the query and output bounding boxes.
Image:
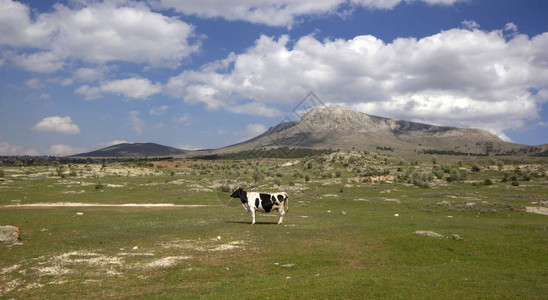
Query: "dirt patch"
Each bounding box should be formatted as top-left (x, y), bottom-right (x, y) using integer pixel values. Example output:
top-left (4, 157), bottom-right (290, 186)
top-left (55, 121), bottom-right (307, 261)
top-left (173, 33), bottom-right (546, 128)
top-left (0, 238), bottom-right (246, 296)
top-left (141, 256), bottom-right (191, 269)
top-left (161, 239), bottom-right (246, 252)
top-left (150, 161), bottom-right (189, 168)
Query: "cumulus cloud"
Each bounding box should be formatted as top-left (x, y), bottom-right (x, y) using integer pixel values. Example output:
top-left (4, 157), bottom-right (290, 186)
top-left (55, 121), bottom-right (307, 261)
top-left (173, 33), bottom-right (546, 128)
top-left (48, 144), bottom-right (86, 156)
top-left (1, 0), bottom-right (200, 72)
top-left (74, 85), bottom-right (102, 100)
top-left (0, 141), bottom-right (39, 156)
top-left (166, 27), bottom-right (548, 137)
top-left (75, 77), bottom-right (163, 100)
top-left (32, 116), bottom-right (81, 134)
top-left (101, 78), bottom-right (163, 99)
top-left (151, 0), bottom-right (465, 27)
top-left (461, 20), bottom-right (479, 30)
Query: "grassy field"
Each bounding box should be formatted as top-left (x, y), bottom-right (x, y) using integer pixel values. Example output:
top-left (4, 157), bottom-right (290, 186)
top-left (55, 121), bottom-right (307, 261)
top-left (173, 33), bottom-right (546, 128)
top-left (1, 152), bottom-right (547, 299)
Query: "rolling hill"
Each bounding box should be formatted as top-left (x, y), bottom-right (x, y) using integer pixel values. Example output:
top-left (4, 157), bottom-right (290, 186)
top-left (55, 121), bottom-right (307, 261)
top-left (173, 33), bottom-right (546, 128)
top-left (71, 143), bottom-right (188, 158)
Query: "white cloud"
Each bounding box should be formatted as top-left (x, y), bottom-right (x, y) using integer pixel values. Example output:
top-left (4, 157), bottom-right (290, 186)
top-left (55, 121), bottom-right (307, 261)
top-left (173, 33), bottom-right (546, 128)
top-left (74, 85), bottom-right (102, 100)
top-left (166, 26), bottom-right (548, 137)
top-left (0, 0), bottom-right (50, 46)
top-left (503, 22), bottom-right (519, 39)
top-left (98, 140), bottom-right (130, 148)
top-left (76, 77), bottom-right (163, 100)
top-left (73, 66), bottom-right (109, 83)
top-left (32, 116), bottom-right (81, 134)
top-left (151, 0), bottom-right (465, 27)
top-left (129, 111), bottom-right (146, 135)
top-left (100, 78), bottom-right (163, 99)
top-left (150, 105), bottom-right (169, 115)
top-left (176, 143), bottom-right (202, 151)
top-left (1, 0), bottom-right (200, 72)
top-left (461, 20), bottom-right (479, 30)
top-left (235, 123), bottom-right (267, 141)
top-left (48, 144), bottom-right (86, 156)
top-left (504, 22), bottom-right (518, 33)
top-left (0, 141), bottom-right (39, 156)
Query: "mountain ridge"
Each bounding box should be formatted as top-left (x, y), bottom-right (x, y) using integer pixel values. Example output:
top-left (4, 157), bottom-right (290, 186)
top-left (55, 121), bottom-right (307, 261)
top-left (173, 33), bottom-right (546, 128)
top-left (72, 107), bottom-right (547, 158)
top-left (193, 107), bottom-right (545, 157)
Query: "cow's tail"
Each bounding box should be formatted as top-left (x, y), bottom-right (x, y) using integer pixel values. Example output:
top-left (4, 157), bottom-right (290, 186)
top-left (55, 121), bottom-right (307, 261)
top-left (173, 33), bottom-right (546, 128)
top-left (284, 193), bottom-right (289, 213)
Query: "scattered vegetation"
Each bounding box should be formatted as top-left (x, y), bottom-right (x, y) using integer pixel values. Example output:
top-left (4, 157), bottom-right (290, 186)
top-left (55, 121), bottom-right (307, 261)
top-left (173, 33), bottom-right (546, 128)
top-left (1, 150), bottom-right (547, 299)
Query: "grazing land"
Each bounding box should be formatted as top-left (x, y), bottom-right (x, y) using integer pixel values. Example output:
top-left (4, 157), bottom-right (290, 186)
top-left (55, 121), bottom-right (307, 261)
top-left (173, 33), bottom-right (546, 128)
top-left (1, 152), bottom-right (547, 299)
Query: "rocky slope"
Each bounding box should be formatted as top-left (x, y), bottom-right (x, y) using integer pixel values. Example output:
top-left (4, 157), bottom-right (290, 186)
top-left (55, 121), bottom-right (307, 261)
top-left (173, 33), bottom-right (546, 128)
top-left (196, 107), bottom-right (540, 156)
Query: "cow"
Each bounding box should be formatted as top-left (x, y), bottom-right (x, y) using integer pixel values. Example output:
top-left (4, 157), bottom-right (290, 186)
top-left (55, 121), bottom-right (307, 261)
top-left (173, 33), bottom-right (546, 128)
top-left (230, 187), bottom-right (288, 225)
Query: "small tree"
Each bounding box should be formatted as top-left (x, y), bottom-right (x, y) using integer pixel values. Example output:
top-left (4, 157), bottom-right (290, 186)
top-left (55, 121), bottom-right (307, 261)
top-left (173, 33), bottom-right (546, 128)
top-left (496, 160), bottom-right (504, 171)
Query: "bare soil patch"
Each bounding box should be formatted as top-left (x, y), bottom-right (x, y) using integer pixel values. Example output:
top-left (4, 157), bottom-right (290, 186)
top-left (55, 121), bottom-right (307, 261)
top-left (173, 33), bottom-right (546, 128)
top-left (149, 161), bottom-right (190, 168)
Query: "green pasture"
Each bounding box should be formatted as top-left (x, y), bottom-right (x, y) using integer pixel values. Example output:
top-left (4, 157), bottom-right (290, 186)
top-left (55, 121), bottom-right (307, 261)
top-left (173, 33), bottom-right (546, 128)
top-left (1, 153), bottom-right (547, 299)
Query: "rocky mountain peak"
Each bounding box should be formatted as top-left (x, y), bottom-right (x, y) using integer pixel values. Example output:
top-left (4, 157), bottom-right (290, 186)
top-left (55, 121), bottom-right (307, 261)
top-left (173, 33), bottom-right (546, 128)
top-left (297, 106), bottom-right (380, 133)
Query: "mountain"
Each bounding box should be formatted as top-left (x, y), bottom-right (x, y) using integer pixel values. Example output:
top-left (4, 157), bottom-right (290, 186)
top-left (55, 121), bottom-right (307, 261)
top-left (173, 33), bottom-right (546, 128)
top-left (193, 107), bottom-right (544, 157)
top-left (71, 143), bottom-right (188, 158)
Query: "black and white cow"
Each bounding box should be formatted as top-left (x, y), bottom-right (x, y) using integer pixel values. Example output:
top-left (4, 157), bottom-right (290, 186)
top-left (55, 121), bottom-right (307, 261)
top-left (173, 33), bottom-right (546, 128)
top-left (230, 187), bottom-right (288, 225)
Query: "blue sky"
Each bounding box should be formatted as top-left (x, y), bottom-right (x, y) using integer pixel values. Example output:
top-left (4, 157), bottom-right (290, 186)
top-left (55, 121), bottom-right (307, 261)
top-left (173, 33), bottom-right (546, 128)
top-left (1, 0), bottom-right (547, 156)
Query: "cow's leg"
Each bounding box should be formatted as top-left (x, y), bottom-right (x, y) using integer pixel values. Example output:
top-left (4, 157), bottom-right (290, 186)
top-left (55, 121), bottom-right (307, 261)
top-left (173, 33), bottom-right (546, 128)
top-left (277, 207), bottom-right (285, 225)
top-left (251, 209), bottom-right (256, 225)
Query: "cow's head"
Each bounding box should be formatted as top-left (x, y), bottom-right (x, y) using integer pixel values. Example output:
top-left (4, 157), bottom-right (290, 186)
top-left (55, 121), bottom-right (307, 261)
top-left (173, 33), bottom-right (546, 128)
top-left (230, 187), bottom-right (247, 204)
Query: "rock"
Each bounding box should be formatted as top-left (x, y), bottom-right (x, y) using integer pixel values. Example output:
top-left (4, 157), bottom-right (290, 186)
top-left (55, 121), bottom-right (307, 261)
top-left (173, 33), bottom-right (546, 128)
top-left (436, 200), bottom-right (452, 207)
top-left (106, 184), bottom-right (124, 188)
top-left (451, 234), bottom-right (463, 240)
top-left (414, 230), bottom-right (444, 238)
top-left (0, 225), bottom-right (21, 243)
top-left (525, 207), bottom-right (548, 215)
top-left (281, 263), bottom-right (295, 268)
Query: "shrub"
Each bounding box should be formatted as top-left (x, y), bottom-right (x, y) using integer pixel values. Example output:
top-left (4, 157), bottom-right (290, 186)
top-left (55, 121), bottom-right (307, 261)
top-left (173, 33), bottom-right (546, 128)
top-left (219, 184), bottom-right (232, 193)
top-left (496, 160), bottom-right (504, 171)
top-left (501, 173), bottom-right (509, 182)
top-left (432, 166), bottom-right (445, 179)
top-left (410, 171), bottom-right (433, 188)
top-left (447, 168), bottom-right (466, 182)
top-left (252, 171), bottom-right (263, 182)
top-left (470, 163), bottom-right (481, 172)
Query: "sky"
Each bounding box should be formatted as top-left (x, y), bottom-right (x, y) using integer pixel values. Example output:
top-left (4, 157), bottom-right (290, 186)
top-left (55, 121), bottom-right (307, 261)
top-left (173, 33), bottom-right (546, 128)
top-left (1, 0), bottom-right (547, 156)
